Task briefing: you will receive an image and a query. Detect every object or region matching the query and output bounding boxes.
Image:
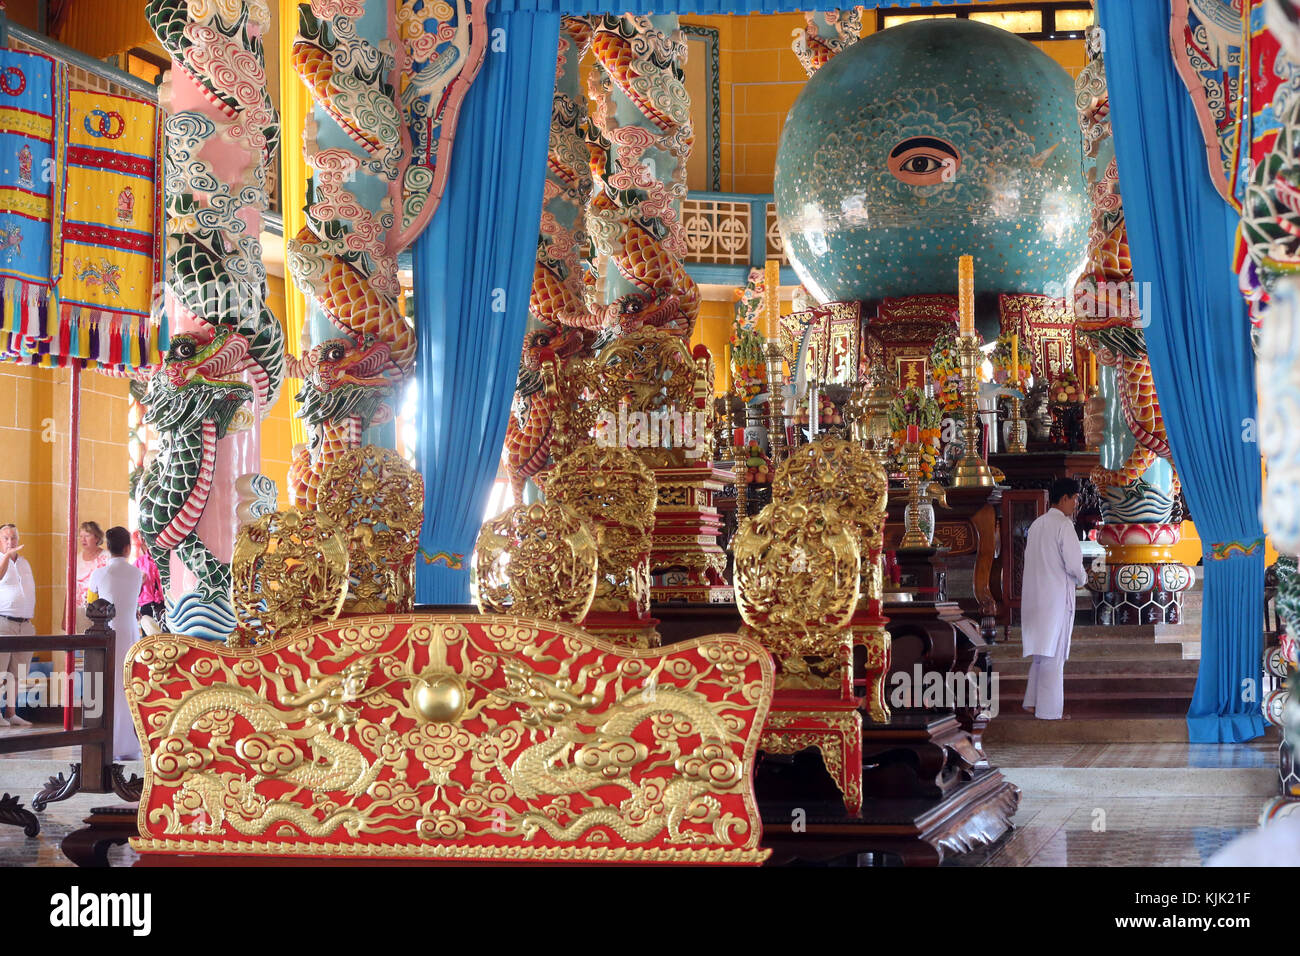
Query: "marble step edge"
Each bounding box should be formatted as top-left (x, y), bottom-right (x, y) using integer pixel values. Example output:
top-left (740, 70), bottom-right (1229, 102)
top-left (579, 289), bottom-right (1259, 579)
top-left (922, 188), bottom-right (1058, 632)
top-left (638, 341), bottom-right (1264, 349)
top-left (983, 717), bottom-right (1190, 744)
top-left (992, 642), bottom-right (1192, 662)
top-left (992, 658), bottom-right (1200, 676)
top-left (1004, 626), bottom-right (1199, 641)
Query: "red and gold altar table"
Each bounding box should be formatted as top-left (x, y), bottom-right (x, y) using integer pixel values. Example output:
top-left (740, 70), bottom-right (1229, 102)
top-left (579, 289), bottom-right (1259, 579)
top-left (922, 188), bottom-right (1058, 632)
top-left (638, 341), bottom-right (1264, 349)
top-left (125, 614), bottom-right (773, 865)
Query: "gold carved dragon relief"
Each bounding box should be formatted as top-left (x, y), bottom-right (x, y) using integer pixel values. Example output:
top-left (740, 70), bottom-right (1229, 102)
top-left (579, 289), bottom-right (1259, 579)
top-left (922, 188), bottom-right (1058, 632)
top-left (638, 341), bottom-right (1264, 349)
top-left (126, 615), bottom-right (773, 862)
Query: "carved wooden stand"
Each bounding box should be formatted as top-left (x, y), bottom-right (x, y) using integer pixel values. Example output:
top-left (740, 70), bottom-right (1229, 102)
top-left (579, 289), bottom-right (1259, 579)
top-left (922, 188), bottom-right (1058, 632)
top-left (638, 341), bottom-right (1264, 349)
top-left (650, 465), bottom-right (734, 604)
top-left (885, 486), bottom-right (1002, 642)
top-left (759, 766), bottom-right (1021, 866)
top-left (61, 804), bottom-right (139, 867)
top-left (656, 596), bottom-right (1020, 865)
top-left (0, 601), bottom-right (141, 839)
top-left (757, 639), bottom-right (864, 817)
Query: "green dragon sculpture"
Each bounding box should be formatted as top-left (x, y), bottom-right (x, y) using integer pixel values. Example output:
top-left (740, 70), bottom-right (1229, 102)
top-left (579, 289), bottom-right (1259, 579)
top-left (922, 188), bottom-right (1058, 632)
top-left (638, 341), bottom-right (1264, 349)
top-left (139, 330), bottom-right (257, 604)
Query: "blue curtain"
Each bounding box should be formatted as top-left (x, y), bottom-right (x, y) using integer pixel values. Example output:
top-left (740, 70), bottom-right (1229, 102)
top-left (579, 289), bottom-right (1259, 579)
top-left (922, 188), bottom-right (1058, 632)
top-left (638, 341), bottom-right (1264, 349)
top-left (415, 9), bottom-right (560, 604)
top-left (1098, 0), bottom-right (1266, 743)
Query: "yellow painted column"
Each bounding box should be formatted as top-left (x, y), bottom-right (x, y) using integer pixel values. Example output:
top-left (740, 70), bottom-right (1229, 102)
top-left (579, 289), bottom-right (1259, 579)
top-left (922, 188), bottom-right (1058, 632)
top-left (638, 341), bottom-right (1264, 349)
top-left (279, 0), bottom-right (309, 449)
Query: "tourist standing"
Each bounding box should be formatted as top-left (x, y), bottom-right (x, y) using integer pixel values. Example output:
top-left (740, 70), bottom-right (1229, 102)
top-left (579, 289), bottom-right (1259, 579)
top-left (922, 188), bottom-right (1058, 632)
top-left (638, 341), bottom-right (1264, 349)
top-left (0, 524), bottom-right (34, 728)
top-left (73, 521), bottom-right (109, 634)
top-left (131, 530), bottom-right (165, 631)
top-left (87, 527), bottom-right (143, 761)
top-left (1020, 478), bottom-right (1090, 720)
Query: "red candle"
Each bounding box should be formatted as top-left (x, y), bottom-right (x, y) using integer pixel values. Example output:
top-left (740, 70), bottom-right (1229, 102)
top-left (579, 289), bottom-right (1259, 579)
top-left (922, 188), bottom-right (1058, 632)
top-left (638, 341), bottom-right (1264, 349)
top-left (733, 428), bottom-right (745, 449)
top-left (906, 424), bottom-right (919, 444)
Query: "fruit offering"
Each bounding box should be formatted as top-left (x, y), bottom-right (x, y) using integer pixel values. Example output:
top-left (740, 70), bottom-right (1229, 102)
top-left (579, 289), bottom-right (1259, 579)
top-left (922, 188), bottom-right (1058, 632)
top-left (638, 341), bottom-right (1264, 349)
top-left (991, 334), bottom-right (1033, 388)
top-left (1048, 368), bottom-right (1083, 405)
top-left (886, 387), bottom-right (943, 479)
top-left (738, 440), bottom-right (773, 484)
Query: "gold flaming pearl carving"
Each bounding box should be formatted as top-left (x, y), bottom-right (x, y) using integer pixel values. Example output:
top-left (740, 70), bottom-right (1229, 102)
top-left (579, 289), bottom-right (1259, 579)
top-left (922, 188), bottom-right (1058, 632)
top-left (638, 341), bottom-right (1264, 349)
top-left (472, 502), bottom-right (599, 622)
top-left (413, 674), bottom-right (467, 724)
top-left (543, 446), bottom-right (657, 618)
top-left (318, 445), bottom-right (425, 614)
top-left (733, 500), bottom-right (860, 677)
top-left (771, 437), bottom-right (888, 602)
top-left (550, 327), bottom-right (701, 462)
top-left (231, 508), bottom-right (350, 643)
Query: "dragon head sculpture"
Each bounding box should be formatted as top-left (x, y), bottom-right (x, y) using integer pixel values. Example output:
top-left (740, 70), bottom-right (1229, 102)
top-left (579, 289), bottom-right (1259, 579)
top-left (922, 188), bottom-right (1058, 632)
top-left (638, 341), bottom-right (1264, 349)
top-left (142, 328), bottom-right (255, 439)
top-left (295, 335), bottom-right (398, 432)
top-left (592, 288), bottom-right (682, 353)
top-left (515, 323), bottom-right (589, 400)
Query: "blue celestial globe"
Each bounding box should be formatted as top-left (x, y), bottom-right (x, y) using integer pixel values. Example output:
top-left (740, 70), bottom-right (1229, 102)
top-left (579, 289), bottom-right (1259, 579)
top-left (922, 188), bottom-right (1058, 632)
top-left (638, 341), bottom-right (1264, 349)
top-left (774, 18), bottom-right (1089, 303)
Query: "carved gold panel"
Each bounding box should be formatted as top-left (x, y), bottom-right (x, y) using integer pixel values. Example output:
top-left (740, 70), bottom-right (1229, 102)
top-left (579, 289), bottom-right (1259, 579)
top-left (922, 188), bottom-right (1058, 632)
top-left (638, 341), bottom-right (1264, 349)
top-left (472, 502), bottom-right (598, 622)
top-left (126, 615), bottom-right (773, 862)
top-left (231, 508), bottom-right (350, 644)
top-left (318, 445), bottom-right (424, 614)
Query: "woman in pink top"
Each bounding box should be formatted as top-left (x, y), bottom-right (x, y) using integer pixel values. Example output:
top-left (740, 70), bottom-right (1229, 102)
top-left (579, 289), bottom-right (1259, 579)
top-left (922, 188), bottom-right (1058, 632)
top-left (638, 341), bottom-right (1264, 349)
top-left (132, 530), bottom-right (165, 628)
top-left (73, 522), bottom-right (108, 633)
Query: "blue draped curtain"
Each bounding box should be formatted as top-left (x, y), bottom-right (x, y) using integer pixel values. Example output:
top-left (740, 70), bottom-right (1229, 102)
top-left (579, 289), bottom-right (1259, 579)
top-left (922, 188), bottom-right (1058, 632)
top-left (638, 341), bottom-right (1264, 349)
top-left (1098, 0), bottom-right (1266, 742)
top-left (414, 0), bottom-right (960, 603)
top-left (415, 10), bottom-right (561, 603)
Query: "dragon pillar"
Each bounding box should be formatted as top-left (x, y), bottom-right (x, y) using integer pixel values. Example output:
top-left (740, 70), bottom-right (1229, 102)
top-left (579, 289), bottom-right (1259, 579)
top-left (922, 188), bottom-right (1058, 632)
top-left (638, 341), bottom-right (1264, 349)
top-left (506, 18), bottom-right (600, 503)
top-left (586, 14), bottom-right (698, 344)
top-left (287, 0), bottom-right (486, 508)
top-left (790, 9), bottom-right (865, 77)
top-left (143, 0), bottom-right (285, 639)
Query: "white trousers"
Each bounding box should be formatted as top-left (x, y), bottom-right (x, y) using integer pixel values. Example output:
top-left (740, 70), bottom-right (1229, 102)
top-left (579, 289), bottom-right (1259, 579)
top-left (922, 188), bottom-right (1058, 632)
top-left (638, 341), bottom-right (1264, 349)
top-left (1023, 651), bottom-right (1067, 720)
top-left (0, 618), bottom-right (34, 713)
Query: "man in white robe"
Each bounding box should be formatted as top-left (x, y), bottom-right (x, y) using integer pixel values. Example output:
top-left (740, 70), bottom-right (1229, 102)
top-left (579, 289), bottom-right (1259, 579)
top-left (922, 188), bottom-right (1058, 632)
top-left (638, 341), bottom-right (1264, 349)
top-left (87, 526), bottom-right (143, 761)
top-left (1020, 478), bottom-right (1089, 720)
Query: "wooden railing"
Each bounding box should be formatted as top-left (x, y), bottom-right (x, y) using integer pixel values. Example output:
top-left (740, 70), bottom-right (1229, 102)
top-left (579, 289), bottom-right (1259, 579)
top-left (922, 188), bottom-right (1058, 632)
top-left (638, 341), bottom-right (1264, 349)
top-left (0, 600), bottom-right (138, 836)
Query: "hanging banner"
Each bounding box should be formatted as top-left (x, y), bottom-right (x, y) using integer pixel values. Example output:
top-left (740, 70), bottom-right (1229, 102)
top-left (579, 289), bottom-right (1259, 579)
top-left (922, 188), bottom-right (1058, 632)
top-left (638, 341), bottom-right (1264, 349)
top-left (53, 88), bottom-right (164, 368)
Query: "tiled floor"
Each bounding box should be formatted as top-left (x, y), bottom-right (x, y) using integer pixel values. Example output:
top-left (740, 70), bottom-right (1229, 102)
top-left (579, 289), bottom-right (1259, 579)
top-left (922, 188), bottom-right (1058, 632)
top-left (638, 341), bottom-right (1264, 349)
top-left (0, 732), bottom-right (1283, 867)
top-left (950, 792), bottom-right (1261, 867)
top-left (946, 739), bottom-right (1284, 866)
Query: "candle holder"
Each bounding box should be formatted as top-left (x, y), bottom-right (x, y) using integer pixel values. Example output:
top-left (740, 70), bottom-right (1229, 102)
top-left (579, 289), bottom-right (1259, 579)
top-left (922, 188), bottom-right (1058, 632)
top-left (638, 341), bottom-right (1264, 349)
top-left (1004, 393), bottom-right (1027, 454)
top-left (950, 334), bottom-right (997, 488)
top-left (764, 338), bottom-right (788, 466)
top-left (733, 443), bottom-right (749, 518)
top-left (900, 442), bottom-right (932, 549)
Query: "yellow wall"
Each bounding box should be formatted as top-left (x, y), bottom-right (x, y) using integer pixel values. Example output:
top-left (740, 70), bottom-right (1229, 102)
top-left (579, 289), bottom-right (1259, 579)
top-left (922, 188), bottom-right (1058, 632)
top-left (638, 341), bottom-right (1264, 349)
top-left (54, 0), bottom-right (155, 61)
top-left (0, 364), bottom-right (130, 635)
top-left (691, 299), bottom-right (734, 394)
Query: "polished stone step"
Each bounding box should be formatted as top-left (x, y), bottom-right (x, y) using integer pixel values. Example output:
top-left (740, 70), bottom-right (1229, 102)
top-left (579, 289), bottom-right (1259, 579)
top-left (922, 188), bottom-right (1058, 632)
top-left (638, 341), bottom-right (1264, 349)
top-left (1004, 624), bottom-right (1197, 641)
top-left (992, 638), bottom-right (1186, 661)
top-left (993, 656), bottom-right (1200, 676)
top-left (983, 714), bottom-right (1193, 743)
top-left (996, 674), bottom-right (1197, 698)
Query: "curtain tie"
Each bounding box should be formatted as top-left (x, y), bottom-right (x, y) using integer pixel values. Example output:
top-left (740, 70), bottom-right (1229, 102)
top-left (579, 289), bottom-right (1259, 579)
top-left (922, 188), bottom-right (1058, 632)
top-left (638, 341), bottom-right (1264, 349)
top-left (1207, 537), bottom-right (1265, 561)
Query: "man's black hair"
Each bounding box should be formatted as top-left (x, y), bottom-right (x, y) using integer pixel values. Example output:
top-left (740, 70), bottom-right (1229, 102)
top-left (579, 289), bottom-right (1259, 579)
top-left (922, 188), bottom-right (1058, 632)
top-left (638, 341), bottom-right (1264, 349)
top-left (1049, 478), bottom-right (1081, 505)
top-left (105, 526), bottom-right (130, 557)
